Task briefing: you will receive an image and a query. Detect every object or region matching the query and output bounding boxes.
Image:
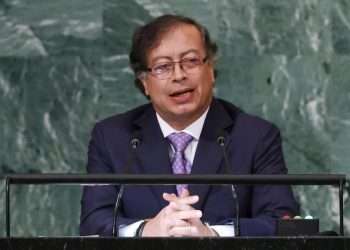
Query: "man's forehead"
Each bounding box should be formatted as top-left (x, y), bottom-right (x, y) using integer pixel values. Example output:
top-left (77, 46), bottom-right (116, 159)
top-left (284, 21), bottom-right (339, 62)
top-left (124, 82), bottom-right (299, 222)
top-left (146, 24), bottom-right (205, 62)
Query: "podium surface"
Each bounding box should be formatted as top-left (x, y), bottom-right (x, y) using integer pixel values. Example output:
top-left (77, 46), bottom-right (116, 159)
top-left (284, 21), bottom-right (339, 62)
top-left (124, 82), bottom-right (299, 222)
top-left (0, 237), bottom-right (349, 250)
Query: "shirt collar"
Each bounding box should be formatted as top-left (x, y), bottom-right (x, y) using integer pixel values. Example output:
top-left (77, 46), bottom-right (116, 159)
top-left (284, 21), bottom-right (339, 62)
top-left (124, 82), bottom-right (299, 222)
top-left (156, 107), bottom-right (209, 141)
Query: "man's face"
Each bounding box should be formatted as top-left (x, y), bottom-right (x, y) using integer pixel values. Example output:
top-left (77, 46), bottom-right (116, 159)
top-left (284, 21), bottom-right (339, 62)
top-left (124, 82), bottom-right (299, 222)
top-left (140, 24), bottom-right (215, 129)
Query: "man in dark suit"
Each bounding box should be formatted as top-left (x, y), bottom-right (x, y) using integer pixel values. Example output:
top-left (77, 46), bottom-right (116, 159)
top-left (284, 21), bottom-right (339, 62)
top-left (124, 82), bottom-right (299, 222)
top-left (80, 14), bottom-right (299, 237)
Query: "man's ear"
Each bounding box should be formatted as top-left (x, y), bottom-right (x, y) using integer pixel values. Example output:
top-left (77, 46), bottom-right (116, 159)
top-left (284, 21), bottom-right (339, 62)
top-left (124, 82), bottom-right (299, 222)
top-left (210, 67), bottom-right (215, 83)
top-left (138, 73), bottom-right (150, 96)
top-left (208, 59), bottom-right (216, 83)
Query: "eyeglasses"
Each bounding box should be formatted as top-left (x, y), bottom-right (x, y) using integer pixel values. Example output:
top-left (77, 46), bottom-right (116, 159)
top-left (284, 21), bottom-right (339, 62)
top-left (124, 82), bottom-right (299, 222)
top-left (146, 56), bottom-right (208, 80)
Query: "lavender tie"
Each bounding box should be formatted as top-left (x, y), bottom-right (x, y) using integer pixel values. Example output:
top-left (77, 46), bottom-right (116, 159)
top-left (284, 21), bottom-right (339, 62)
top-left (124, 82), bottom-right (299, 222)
top-left (167, 132), bottom-right (193, 195)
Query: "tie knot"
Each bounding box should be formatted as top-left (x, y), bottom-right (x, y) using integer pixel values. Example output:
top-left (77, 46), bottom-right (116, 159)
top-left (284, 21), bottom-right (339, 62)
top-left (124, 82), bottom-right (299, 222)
top-left (167, 132), bottom-right (193, 152)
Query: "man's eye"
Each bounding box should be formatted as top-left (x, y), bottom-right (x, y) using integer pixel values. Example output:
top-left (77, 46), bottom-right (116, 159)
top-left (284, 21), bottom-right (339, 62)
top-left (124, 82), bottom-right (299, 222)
top-left (182, 58), bottom-right (200, 66)
top-left (153, 63), bottom-right (172, 73)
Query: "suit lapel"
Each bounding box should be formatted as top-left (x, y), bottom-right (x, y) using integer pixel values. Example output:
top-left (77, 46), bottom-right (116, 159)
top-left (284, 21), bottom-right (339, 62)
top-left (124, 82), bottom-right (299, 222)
top-left (133, 106), bottom-right (176, 208)
top-left (189, 99), bottom-right (235, 209)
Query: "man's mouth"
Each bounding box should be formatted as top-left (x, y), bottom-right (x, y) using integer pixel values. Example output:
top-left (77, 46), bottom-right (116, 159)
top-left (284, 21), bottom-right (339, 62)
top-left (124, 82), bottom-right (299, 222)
top-left (169, 88), bottom-right (194, 103)
top-left (169, 88), bottom-right (194, 97)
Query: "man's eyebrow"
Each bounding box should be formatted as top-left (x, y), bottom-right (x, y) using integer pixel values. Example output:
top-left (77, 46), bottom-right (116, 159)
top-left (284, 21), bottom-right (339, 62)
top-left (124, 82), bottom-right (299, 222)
top-left (150, 49), bottom-right (201, 63)
top-left (150, 56), bottom-right (173, 63)
top-left (179, 49), bottom-right (200, 57)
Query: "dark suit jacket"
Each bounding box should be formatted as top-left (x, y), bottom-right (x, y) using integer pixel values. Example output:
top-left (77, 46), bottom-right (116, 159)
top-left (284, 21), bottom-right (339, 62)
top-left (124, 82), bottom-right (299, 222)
top-left (80, 98), bottom-right (299, 236)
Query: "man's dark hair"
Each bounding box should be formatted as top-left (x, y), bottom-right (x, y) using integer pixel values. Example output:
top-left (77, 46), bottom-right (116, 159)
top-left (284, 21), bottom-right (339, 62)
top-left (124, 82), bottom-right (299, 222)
top-left (129, 14), bottom-right (218, 95)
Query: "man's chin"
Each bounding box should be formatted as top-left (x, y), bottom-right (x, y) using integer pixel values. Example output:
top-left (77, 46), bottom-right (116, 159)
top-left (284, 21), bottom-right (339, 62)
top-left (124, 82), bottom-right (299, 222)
top-left (171, 105), bottom-right (206, 122)
top-left (171, 103), bottom-right (197, 116)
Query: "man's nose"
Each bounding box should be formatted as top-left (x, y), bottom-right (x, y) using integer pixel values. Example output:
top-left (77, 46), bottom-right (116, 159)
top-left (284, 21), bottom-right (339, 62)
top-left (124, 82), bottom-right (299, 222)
top-left (172, 62), bottom-right (186, 81)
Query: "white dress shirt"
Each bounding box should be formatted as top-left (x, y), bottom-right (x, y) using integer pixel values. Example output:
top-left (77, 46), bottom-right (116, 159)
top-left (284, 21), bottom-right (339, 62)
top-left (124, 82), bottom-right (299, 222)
top-left (119, 108), bottom-right (234, 237)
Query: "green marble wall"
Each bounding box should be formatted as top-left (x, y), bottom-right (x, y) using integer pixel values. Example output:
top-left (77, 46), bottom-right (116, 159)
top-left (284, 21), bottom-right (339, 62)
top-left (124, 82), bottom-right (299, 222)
top-left (0, 0), bottom-right (349, 236)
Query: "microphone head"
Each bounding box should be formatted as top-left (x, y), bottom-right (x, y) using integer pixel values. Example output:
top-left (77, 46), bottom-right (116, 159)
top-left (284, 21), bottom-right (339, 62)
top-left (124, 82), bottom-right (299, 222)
top-left (130, 129), bottom-right (142, 149)
top-left (216, 130), bottom-right (227, 146)
top-left (217, 136), bottom-right (225, 146)
top-left (216, 129), bottom-right (228, 147)
top-left (130, 137), bottom-right (140, 149)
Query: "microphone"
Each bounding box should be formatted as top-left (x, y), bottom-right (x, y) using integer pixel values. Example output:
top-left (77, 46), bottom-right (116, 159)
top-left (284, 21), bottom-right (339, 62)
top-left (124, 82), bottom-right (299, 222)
top-left (217, 131), bottom-right (240, 237)
top-left (112, 131), bottom-right (141, 237)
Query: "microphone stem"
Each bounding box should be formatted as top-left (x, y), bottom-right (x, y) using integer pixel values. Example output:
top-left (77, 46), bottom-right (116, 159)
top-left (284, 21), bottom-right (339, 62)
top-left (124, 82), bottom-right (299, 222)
top-left (219, 140), bottom-right (240, 236)
top-left (221, 144), bottom-right (231, 175)
top-left (231, 184), bottom-right (240, 236)
top-left (112, 185), bottom-right (124, 237)
top-left (112, 134), bottom-right (140, 237)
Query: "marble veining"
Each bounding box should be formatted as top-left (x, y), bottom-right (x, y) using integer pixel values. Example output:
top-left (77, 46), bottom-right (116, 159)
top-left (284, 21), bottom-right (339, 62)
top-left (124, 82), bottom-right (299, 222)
top-left (0, 0), bottom-right (349, 236)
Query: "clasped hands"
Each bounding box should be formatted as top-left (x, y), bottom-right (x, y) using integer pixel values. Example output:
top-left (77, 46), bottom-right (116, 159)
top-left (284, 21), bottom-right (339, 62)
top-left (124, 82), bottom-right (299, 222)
top-left (142, 189), bottom-right (218, 237)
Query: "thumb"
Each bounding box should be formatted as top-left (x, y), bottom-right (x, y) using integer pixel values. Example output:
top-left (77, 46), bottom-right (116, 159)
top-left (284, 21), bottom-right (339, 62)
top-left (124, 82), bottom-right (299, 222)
top-left (163, 192), bottom-right (177, 202)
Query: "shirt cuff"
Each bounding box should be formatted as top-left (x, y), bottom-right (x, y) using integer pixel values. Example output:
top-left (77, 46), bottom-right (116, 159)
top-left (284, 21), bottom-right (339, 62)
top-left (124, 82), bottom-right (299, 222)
top-left (210, 225), bottom-right (235, 237)
top-left (118, 220), bottom-right (144, 237)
